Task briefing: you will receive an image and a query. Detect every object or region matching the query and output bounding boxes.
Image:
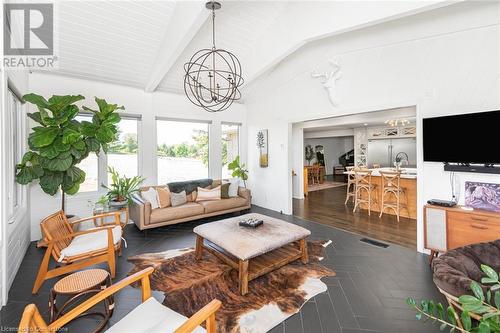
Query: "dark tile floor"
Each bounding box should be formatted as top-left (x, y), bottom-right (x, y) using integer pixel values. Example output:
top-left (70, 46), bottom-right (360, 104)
top-left (1, 206), bottom-right (445, 333)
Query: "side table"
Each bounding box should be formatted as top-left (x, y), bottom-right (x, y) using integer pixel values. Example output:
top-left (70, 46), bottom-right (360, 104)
top-left (49, 269), bottom-right (114, 332)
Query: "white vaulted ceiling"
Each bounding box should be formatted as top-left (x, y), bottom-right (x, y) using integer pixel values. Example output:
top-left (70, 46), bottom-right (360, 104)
top-left (156, 1), bottom-right (288, 94)
top-left (53, 0), bottom-right (176, 87)
top-left (45, 0), bottom-right (454, 94)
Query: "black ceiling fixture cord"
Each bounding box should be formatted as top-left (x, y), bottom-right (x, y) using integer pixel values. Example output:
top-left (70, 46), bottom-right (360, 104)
top-left (183, 1), bottom-right (244, 112)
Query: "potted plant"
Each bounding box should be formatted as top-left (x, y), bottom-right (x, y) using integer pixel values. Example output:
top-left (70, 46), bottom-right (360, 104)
top-left (228, 155), bottom-right (249, 188)
top-left (102, 167), bottom-right (145, 207)
top-left (305, 145), bottom-right (314, 165)
top-left (15, 94), bottom-right (123, 212)
top-left (407, 264), bottom-right (500, 332)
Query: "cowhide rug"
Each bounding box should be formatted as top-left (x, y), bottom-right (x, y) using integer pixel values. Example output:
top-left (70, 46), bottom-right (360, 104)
top-left (127, 240), bottom-right (335, 333)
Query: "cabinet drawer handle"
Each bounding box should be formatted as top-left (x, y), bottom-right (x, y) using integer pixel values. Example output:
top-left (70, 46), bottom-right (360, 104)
top-left (470, 216), bottom-right (488, 222)
top-left (470, 223), bottom-right (488, 230)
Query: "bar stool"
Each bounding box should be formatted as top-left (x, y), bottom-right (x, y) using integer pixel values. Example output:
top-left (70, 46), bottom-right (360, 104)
top-left (312, 165), bottom-right (321, 184)
top-left (344, 166), bottom-right (356, 204)
top-left (353, 168), bottom-right (378, 215)
top-left (379, 170), bottom-right (407, 222)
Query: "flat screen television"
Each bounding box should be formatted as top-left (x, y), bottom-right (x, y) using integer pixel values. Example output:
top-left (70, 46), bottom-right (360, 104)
top-left (423, 110), bottom-right (500, 164)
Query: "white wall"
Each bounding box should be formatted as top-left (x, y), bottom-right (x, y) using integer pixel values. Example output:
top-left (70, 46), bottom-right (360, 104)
top-left (304, 137), bottom-right (354, 172)
top-left (244, 1), bottom-right (500, 252)
top-left (1, 69), bottom-right (31, 306)
top-left (28, 73), bottom-right (247, 241)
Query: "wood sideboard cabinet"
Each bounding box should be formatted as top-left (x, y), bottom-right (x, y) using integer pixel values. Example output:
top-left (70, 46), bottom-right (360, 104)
top-left (424, 204), bottom-right (500, 262)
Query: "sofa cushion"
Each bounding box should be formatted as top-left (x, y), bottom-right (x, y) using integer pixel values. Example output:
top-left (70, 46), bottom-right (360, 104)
top-left (141, 188), bottom-right (159, 209)
top-left (156, 187), bottom-right (171, 208)
top-left (167, 179), bottom-right (212, 195)
top-left (150, 203), bottom-right (205, 223)
top-left (228, 179), bottom-right (239, 197)
top-left (170, 191), bottom-right (187, 207)
top-left (432, 239), bottom-right (500, 297)
top-left (221, 183), bottom-right (230, 199)
top-left (104, 297), bottom-right (205, 333)
top-left (199, 197), bottom-right (248, 214)
top-left (196, 186), bottom-right (221, 202)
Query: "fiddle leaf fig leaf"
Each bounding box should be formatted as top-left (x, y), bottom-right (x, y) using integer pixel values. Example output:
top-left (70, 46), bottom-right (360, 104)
top-left (28, 126), bottom-right (59, 148)
top-left (62, 128), bottom-right (81, 144)
top-left (85, 137), bottom-right (100, 152)
top-left (46, 95), bottom-right (84, 114)
top-left (39, 171), bottom-right (64, 195)
top-left (81, 121), bottom-right (98, 137)
top-left (41, 152), bottom-right (73, 172)
top-left (23, 93), bottom-right (50, 109)
top-left (27, 112), bottom-right (43, 124)
top-left (66, 166), bottom-right (85, 183)
top-left (39, 144), bottom-right (60, 159)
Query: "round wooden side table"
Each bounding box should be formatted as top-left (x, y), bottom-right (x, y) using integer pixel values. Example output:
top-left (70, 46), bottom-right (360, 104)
top-left (49, 269), bottom-right (114, 332)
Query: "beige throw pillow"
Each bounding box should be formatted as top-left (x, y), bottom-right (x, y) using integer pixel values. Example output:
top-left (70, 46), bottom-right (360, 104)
top-left (196, 186), bottom-right (221, 202)
top-left (170, 191), bottom-right (187, 207)
top-left (156, 187), bottom-right (171, 208)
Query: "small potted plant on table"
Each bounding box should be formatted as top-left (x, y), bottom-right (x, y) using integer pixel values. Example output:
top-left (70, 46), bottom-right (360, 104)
top-left (102, 167), bottom-right (145, 207)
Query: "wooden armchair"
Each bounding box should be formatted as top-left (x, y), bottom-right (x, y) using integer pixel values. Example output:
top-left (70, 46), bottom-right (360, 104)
top-left (20, 267), bottom-right (221, 333)
top-left (32, 210), bottom-right (123, 294)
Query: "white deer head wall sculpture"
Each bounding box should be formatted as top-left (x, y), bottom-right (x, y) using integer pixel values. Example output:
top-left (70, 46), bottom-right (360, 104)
top-left (311, 59), bottom-right (342, 106)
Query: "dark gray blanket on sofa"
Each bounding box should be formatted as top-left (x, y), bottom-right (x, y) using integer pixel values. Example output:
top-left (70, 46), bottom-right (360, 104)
top-left (167, 179), bottom-right (213, 195)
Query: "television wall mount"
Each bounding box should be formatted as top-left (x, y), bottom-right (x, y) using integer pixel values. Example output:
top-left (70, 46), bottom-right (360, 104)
top-left (443, 163), bottom-right (500, 174)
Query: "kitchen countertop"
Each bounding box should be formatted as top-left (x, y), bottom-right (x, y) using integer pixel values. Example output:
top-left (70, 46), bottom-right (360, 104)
top-left (343, 167), bottom-right (417, 179)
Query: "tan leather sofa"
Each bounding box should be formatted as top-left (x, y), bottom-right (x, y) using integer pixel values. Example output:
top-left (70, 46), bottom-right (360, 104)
top-left (130, 183), bottom-right (251, 231)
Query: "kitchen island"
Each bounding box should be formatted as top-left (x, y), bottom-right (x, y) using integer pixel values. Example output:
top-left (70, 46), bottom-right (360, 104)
top-left (344, 168), bottom-right (417, 219)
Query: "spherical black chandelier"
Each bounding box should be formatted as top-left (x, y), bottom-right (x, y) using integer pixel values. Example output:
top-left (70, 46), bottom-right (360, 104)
top-left (183, 1), bottom-right (244, 112)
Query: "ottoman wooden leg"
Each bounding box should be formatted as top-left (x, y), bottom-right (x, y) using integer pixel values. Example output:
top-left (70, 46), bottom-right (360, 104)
top-left (239, 260), bottom-right (249, 295)
top-left (195, 235), bottom-right (204, 260)
top-left (300, 238), bottom-right (309, 264)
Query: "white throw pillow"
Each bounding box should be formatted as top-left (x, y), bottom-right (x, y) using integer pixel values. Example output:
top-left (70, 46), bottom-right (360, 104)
top-left (196, 186), bottom-right (221, 202)
top-left (141, 187), bottom-right (159, 209)
top-left (228, 178), bottom-right (239, 197)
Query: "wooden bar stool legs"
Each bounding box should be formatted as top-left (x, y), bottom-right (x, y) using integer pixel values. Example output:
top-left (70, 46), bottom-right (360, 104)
top-left (352, 169), bottom-right (378, 215)
top-left (379, 171), bottom-right (407, 222)
top-left (344, 166), bottom-right (356, 204)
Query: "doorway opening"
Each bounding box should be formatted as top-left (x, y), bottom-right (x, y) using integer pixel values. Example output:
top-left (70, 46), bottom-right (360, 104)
top-left (292, 106), bottom-right (418, 249)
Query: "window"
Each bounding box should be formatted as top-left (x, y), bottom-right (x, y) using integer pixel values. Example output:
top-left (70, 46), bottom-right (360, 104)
top-left (107, 117), bottom-right (140, 182)
top-left (222, 123), bottom-right (240, 179)
top-left (76, 114), bottom-right (99, 192)
top-left (76, 115), bottom-right (141, 192)
top-left (7, 89), bottom-right (23, 217)
top-left (156, 119), bottom-right (209, 184)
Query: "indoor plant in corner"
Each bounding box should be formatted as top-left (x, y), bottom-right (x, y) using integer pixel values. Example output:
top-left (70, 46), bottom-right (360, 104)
top-left (407, 264), bottom-right (500, 332)
top-left (102, 167), bottom-right (145, 207)
top-left (15, 94), bottom-right (123, 212)
top-left (228, 155), bottom-right (248, 187)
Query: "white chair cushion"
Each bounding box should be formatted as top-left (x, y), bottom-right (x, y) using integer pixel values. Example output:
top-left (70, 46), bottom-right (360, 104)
top-left (104, 297), bottom-right (206, 333)
top-left (58, 226), bottom-right (122, 262)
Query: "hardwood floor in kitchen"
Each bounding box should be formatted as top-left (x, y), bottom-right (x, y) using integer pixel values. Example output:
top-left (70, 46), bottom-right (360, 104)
top-left (293, 185), bottom-right (417, 249)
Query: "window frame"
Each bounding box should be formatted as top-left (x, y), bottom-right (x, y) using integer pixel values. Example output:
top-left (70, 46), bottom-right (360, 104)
top-left (155, 117), bottom-right (212, 184)
top-left (75, 112), bottom-right (142, 195)
top-left (221, 121), bottom-right (241, 179)
top-left (7, 87), bottom-right (27, 222)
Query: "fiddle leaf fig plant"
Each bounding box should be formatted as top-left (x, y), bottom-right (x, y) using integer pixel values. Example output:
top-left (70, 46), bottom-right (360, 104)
top-left (15, 94), bottom-right (124, 210)
top-left (228, 155), bottom-right (248, 188)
